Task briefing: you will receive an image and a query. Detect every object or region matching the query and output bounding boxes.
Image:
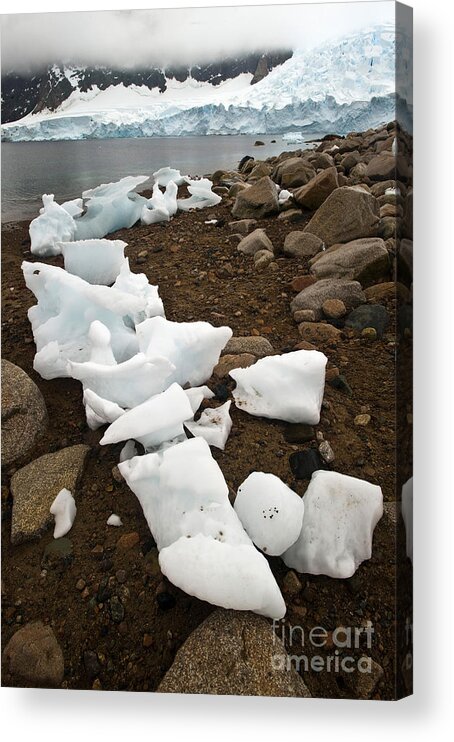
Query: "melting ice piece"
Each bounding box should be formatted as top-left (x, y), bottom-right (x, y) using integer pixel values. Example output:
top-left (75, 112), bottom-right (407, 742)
top-left (29, 194), bottom-right (77, 257)
top-left (136, 317), bottom-right (232, 386)
top-left (107, 514), bottom-right (123, 527)
top-left (69, 321), bottom-right (174, 409)
top-left (230, 350), bottom-right (327, 424)
top-left (385, 187), bottom-right (401, 197)
top-left (177, 178), bottom-right (222, 211)
top-left (74, 175), bottom-right (149, 240)
top-left (153, 166), bottom-right (189, 187)
top-left (59, 239), bottom-right (127, 285)
top-left (160, 535), bottom-right (285, 619)
top-left (136, 316), bottom-right (232, 387)
top-left (83, 388), bottom-right (125, 430)
top-left (141, 182), bottom-right (170, 224)
top-left (234, 472), bottom-right (304, 556)
top-left (184, 385), bottom-right (215, 414)
top-left (401, 477), bottom-right (413, 562)
top-left (283, 471), bottom-right (383, 578)
top-left (278, 189), bottom-right (293, 204)
top-left (112, 259), bottom-right (165, 322)
top-left (50, 488), bottom-right (76, 539)
top-left (118, 436), bottom-right (285, 618)
top-left (185, 401), bottom-right (232, 450)
top-left (392, 136), bottom-right (398, 156)
top-left (119, 440), bottom-right (138, 463)
top-left (61, 198), bottom-right (84, 218)
top-left (22, 261), bottom-right (144, 378)
top-left (100, 382), bottom-right (194, 450)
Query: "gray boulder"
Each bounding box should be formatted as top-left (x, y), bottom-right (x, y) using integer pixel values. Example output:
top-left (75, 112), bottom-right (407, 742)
top-left (273, 157), bottom-right (316, 188)
top-left (283, 231), bottom-right (323, 258)
top-left (232, 176), bottom-right (279, 219)
top-left (293, 167), bottom-right (339, 210)
top-left (303, 186), bottom-right (380, 246)
top-left (291, 278), bottom-right (366, 319)
top-left (1, 359), bottom-right (48, 467)
top-left (237, 228), bottom-right (274, 256)
top-left (222, 335), bottom-right (274, 358)
top-left (310, 237), bottom-right (390, 285)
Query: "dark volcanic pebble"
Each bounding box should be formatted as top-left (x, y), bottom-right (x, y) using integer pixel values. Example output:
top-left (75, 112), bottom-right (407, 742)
top-left (284, 423), bottom-right (315, 444)
top-left (156, 592), bottom-right (176, 611)
top-left (345, 304), bottom-right (389, 338)
top-left (289, 449), bottom-right (326, 480)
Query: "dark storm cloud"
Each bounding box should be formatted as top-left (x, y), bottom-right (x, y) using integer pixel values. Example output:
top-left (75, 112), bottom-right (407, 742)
top-left (1, 3), bottom-right (394, 72)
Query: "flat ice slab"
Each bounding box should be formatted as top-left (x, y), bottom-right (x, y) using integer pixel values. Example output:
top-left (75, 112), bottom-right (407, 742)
top-left (230, 349), bottom-right (327, 424)
top-left (234, 472), bottom-right (304, 556)
top-left (118, 437), bottom-right (285, 618)
top-left (59, 238), bottom-right (127, 285)
top-left (283, 470), bottom-right (383, 578)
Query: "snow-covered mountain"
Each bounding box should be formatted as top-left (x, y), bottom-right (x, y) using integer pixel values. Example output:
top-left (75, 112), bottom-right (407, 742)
top-left (1, 26), bottom-right (403, 142)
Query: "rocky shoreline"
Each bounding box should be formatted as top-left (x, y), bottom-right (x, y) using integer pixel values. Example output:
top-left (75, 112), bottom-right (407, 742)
top-left (1, 120), bottom-right (412, 698)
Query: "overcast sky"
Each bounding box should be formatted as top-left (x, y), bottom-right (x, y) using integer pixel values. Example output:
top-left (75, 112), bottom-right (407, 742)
top-left (1, 2), bottom-right (394, 72)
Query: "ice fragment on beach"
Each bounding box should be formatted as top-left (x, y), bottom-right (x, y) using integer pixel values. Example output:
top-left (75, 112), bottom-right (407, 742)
top-left (119, 440), bottom-right (138, 463)
top-left (83, 388), bottom-right (125, 430)
top-left (50, 488), bottom-right (76, 539)
top-left (29, 194), bottom-right (77, 257)
top-left (184, 385), bottom-right (215, 414)
top-left (230, 349), bottom-right (327, 424)
top-left (283, 470), bottom-right (383, 578)
top-left (59, 238), bottom-right (127, 285)
top-left (107, 514), bottom-right (123, 527)
top-left (118, 437), bottom-right (285, 618)
top-left (74, 175), bottom-right (148, 240)
top-left (137, 315), bottom-right (232, 387)
top-left (234, 472), bottom-right (304, 556)
top-left (185, 400), bottom-right (232, 450)
top-left (153, 166), bottom-right (190, 187)
top-left (112, 259), bottom-right (165, 322)
top-left (177, 177), bottom-right (222, 211)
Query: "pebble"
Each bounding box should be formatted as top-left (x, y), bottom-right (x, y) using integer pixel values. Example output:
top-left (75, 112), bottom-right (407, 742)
top-left (322, 298), bottom-right (347, 319)
top-left (318, 440), bottom-right (335, 463)
top-left (354, 414), bottom-right (371, 426)
top-left (361, 327), bottom-right (378, 341)
top-left (293, 309), bottom-right (316, 323)
top-left (282, 570), bottom-right (302, 599)
top-left (284, 424), bottom-right (315, 444)
top-left (76, 578), bottom-right (86, 591)
top-left (109, 596), bottom-right (125, 623)
top-left (111, 465), bottom-right (123, 483)
top-left (116, 532), bottom-right (140, 551)
top-left (289, 449), bottom-right (326, 480)
top-left (156, 592), bottom-right (176, 611)
top-left (143, 633), bottom-right (154, 648)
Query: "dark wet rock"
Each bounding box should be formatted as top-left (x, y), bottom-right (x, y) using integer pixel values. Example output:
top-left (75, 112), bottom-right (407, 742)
top-left (289, 449), bottom-right (326, 480)
top-left (284, 424), bottom-right (315, 444)
top-left (345, 304), bottom-right (390, 338)
top-left (156, 592), bottom-right (176, 611)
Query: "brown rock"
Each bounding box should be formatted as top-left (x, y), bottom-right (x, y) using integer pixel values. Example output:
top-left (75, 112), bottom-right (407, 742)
top-left (254, 250), bottom-right (275, 270)
top-left (158, 609), bottom-right (311, 697)
top-left (213, 353), bottom-right (256, 378)
top-left (293, 309), bottom-right (316, 323)
top-left (273, 157), bottom-right (316, 188)
top-left (366, 152), bottom-right (409, 182)
top-left (322, 298), bottom-right (347, 319)
top-left (298, 322), bottom-right (342, 344)
top-left (2, 621), bottom-right (64, 687)
top-left (223, 336), bottom-right (274, 358)
top-left (310, 237), bottom-right (390, 285)
top-left (232, 176), bottom-right (279, 219)
top-left (1, 359), bottom-right (48, 467)
top-left (293, 167), bottom-right (339, 210)
top-left (303, 186), bottom-right (380, 246)
top-left (228, 218), bottom-right (257, 236)
top-left (290, 275), bottom-right (317, 293)
top-left (116, 532), bottom-right (140, 551)
top-left (10, 445), bottom-right (90, 545)
top-left (237, 228), bottom-right (274, 256)
top-left (291, 278), bottom-right (366, 319)
top-left (283, 231), bottom-right (323, 258)
top-left (277, 209), bottom-right (305, 223)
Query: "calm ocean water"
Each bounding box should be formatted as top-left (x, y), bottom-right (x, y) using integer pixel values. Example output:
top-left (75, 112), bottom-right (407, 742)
top-left (1, 135), bottom-right (312, 223)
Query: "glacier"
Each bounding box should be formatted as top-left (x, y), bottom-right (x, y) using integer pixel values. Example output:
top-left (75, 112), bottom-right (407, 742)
top-left (1, 26), bottom-right (411, 142)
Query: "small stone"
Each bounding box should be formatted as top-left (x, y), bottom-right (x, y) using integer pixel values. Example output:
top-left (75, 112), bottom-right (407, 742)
top-left (354, 414), bottom-right (371, 426)
top-left (111, 465), bottom-right (122, 483)
top-left (92, 678), bottom-right (103, 690)
top-left (298, 322), bottom-right (341, 344)
top-left (116, 532), bottom-right (140, 551)
top-left (322, 298), bottom-right (347, 319)
top-left (284, 424), bottom-right (315, 444)
top-left (109, 596), bottom-right (125, 623)
top-left (318, 440), bottom-right (335, 463)
top-left (282, 570), bottom-right (302, 599)
top-left (329, 374), bottom-right (353, 396)
top-left (213, 353), bottom-right (256, 378)
top-left (293, 309), bottom-right (316, 323)
top-left (116, 569), bottom-right (127, 583)
top-left (290, 275), bottom-right (317, 293)
top-left (143, 633), bottom-right (154, 648)
top-left (289, 449), bottom-right (326, 480)
top-left (76, 578), bottom-right (86, 591)
top-left (223, 336), bottom-right (273, 358)
top-left (361, 327), bottom-right (378, 341)
top-left (156, 592), bottom-right (176, 611)
top-left (2, 621), bottom-right (64, 687)
top-left (83, 650), bottom-right (101, 680)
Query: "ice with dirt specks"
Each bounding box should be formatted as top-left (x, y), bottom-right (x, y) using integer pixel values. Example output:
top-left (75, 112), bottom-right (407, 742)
top-left (234, 472), bottom-right (304, 556)
top-left (185, 400), bottom-right (232, 450)
top-left (283, 470), bottom-right (383, 578)
top-left (230, 349), bottom-right (327, 424)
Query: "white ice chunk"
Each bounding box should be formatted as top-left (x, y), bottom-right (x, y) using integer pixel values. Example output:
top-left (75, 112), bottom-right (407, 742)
top-left (141, 182), bottom-right (171, 224)
top-left (100, 382), bottom-right (194, 450)
top-left (29, 194), bottom-right (76, 257)
top-left (137, 315), bottom-right (232, 387)
top-left (230, 349), bottom-right (327, 424)
top-left (392, 136), bottom-right (398, 156)
top-left (112, 259), bottom-right (165, 321)
top-left (74, 175), bottom-right (149, 240)
top-left (61, 198), bottom-right (84, 218)
top-left (153, 166), bottom-right (189, 187)
top-left (234, 472), bottom-right (304, 556)
top-left (86, 320), bottom-right (116, 365)
top-left (385, 187), bottom-right (401, 196)
top-left (83, 388), bottom-right (125, 430)
top-left (59, 239), bottom-right (127, 285)
top-left (184, 385), bottom-right (215, 414)
top-left (401, 477), bottom-right (413, 562)
top-left (50, 487), bottom-right (76, 539)
top-left (118, 437), bottom-right (285, 618)
top-left (159, 535), bottom-right (286, 619)
top-left (22, 261), bottom-right (144, 378)
top-left (283, 471), bottom-right (383, 578)
top-left (278, 189), bottom-right (293, 204)
top-left (163, 180), bottom-right (178, 217)
top-left (107, 514), bottom-right (123, 527)
top-left (185, 400), bottom-right (232, 450)
top-left (177, 177), bottom-right (222, 212)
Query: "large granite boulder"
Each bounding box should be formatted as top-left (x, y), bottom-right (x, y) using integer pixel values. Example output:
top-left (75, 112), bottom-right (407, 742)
top-left (293, 167), bottom-right (339, 210)
top-left (273, 157), bottom-right (316, 189)
top-left (158, 609), bottom-right (311, 697)
top-left (310, 237), bottom-right (390, 285)
top-left (303, 186), bottom-right (380, 246)
top-left (1, 359), bottom-right (48, 467)
top-left (290, 278), bottom-right (366, 319)
top-left (232, 176), bottom-right (279, 219)
top-left (283, 231), bottom-right (323, 258)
